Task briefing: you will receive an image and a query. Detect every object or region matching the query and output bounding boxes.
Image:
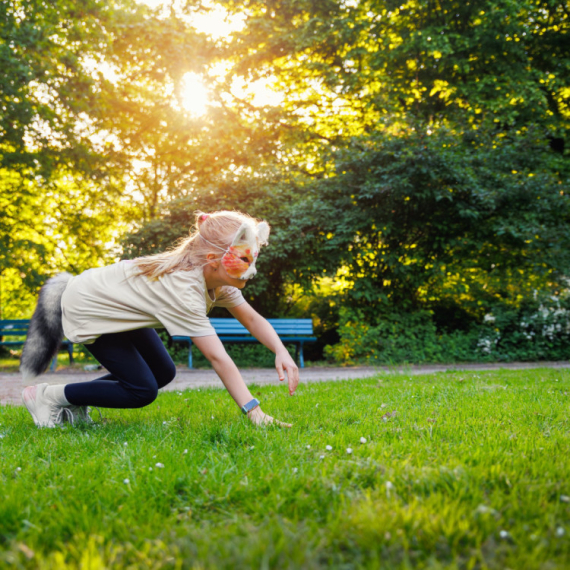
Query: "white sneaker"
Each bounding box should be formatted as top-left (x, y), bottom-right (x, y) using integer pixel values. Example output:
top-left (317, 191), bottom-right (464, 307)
top-left (22, 383), bottom-right (74, 428)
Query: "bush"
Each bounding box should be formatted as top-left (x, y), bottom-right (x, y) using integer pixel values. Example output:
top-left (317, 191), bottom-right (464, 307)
top-left (326, 293), bottom-right (570, 365)
top-left (476, 293), bottom-right (570, 361)
top-left (324, 308), bottom-right (478, 365)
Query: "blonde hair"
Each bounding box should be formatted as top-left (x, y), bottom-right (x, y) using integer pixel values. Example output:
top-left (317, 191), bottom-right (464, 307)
top-left (131, 210), bottom-right (269, 280)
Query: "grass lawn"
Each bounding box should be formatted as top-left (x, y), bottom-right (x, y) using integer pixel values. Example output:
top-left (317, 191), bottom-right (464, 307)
top-left (1, 368), bottom-right (569, 569)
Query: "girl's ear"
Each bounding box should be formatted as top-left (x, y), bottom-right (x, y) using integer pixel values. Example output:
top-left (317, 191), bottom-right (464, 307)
top-left (206, 253), bottom-right (220, 269)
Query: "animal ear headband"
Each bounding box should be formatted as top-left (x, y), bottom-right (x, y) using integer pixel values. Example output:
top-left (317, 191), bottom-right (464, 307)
top-left (201, 220), bottom-right (269, 280)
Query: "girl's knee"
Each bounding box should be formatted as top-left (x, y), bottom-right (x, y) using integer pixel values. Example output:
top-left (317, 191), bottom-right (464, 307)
top-left (131, 385), bottom-right (159, 407)
top-left (156, 361), bottom-right (176, 389)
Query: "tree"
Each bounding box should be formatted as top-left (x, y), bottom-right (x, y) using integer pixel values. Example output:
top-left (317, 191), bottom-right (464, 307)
top-left (218, 0), bottom-right (569, 141)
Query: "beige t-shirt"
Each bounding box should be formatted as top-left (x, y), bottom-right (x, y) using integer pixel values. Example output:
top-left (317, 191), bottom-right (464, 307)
top-left (61, 261), bottom-right (245, 344)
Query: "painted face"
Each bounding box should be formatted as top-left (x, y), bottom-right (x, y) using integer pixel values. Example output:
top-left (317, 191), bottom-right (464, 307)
top-left (222, 245), bottom-right (258, 279)
top-left (220, 221), bottom-right (269, 280)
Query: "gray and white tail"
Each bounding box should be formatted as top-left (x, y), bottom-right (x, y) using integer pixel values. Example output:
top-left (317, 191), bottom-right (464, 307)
top-left (20, 273), bottom-right (72, 382)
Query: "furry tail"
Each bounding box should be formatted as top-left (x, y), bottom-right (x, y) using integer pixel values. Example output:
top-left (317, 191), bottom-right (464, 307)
top-left (20, 273), bottom-right (72, 382)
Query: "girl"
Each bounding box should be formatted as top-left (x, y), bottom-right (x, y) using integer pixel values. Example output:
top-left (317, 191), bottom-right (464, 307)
top-left (20, 210), bottom-right (299, 428)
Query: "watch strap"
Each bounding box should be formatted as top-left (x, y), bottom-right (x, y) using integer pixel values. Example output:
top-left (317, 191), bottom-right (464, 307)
top-left (241, 398), bottom-right (260, 415)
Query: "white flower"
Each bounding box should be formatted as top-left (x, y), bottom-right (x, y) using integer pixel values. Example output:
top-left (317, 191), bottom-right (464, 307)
top-left (149, 467), bottom-right (153, 471)
top-left (360, 437), bottom-right (367, 444)
top-left (346, 448), bottom-right (353, 454)
top-left (561, 495), bottom-right (570, 503)
top-left (211, 416), bottom-right (214, 420)
top-left (163, 421), bottom-right (167, 425)
top-left (306, 445), bottom-right (311, 449)
top-left (325, 445), bottom-right (332, 451)
top-left (183, 449), bottom-right (188, 454)
top-left (155, 462), bottom-right (164, 468)
top-left (386, 481), bottom-right (394, 490)
top-left (0, 434), bottom-right (5, 439)
top-left (499, 530), bottom-right (510, 539)
top-left (319, 455), bottom-right (325, 460)
top-left (123, 478), bottom-right (130, 484)
top-left (293, 468), bottom-right (298, 473)
top-left (315, 404), bottom-right (319, 408)
top-left (124, 442), bottom-right (128, 447)
top-left (475, 504), bottom-right (498, 516)
top-left (556, 527), bottom-right (565, 537)
top-left (16, 467), bottom-right (21, 472)
top-left (483, 313), bottom-right (496, 323)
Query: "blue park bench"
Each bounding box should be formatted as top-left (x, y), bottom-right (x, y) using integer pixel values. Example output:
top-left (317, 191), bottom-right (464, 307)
top-left (1, 318), bottom-right (316, 370)
top-left (173, 318), bottom-right (316, 369)
top-left (0, 319), bottom-right (74, 371)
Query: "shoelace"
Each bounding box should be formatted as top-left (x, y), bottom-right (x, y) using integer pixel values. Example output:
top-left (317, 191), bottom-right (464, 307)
top-left (65, 406), bottom-right (105, 425)
top-left (91, 407), bottom-right (105, 422)
top-left (53, 407), bottom-right (75, 426)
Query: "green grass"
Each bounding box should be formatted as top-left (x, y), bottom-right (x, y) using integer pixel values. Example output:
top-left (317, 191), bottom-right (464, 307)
top-left (1, 368), bottom-right (569, 569)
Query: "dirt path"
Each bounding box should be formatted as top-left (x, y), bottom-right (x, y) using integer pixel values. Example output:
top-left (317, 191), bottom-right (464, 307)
top-left (2, 361), bottom-right (569, 406)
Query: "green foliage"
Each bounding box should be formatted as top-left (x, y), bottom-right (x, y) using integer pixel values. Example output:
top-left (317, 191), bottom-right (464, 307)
top-left (221, 0), bottom-right (570, 138)
top-left (325, 307), bottom-right (478, 365)
top-left (476, 292), bottom-right (570, 361)
top-left (327, 293), bottom-right (570, 365)
top-left (2, 369), bottom-right (570, 568)
top-left (0, 165), bottom-right (128, 317)
top-left (124, 126), bottom-right (569, 362)
top-left (293, 128), bottom-right (570, 313)
top-left (2, 0), bottom-right (569, 358)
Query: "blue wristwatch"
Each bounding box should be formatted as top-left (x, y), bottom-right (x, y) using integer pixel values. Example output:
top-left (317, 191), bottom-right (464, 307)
top-left (241, 398), bottom-right (260, 415)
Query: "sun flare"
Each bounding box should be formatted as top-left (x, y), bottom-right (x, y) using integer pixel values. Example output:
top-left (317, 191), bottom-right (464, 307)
top-left (180, 73), bottom-right (209, 116)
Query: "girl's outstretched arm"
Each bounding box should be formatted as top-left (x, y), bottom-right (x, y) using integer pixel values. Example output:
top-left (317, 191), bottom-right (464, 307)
top-left (191, 334), bottom-right (291, 427)
top-left (228, 302), bottom-right (300, 396)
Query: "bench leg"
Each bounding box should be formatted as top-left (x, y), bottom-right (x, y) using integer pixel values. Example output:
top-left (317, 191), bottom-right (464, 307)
top-left (299, 342), bottom-right (305, 368)
top-left (67, 344), bottom-right (74, 365)
top-left (188, 339), bottom-right (193, 369)
top-left (50, 355), bottom-right (57, 372)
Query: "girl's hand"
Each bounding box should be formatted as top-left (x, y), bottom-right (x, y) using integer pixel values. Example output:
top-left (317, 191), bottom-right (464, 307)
top-left (248, 406), bottom-right (292, 428)
top-left (275, 349), bottom-right (299, 395)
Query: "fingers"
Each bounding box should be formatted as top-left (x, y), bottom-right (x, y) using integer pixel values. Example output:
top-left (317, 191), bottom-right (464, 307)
top-left (248, 411), bottom-right (291, 428)
top-left (263, 416), bottom-right (291, 428)
top-left (285, 362), bottom-right (299, 395)
top-left (276, 361), bottom-right (285, 382)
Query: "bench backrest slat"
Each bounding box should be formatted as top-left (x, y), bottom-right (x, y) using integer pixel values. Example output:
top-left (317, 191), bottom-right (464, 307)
top-left (0, 319), bottom-right (30, 336)
top-left (210, 318), bottom-right (313, 336)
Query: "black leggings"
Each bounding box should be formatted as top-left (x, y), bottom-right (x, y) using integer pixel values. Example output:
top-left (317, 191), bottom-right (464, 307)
top-left (64, 329), bottom-right (176, 409)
